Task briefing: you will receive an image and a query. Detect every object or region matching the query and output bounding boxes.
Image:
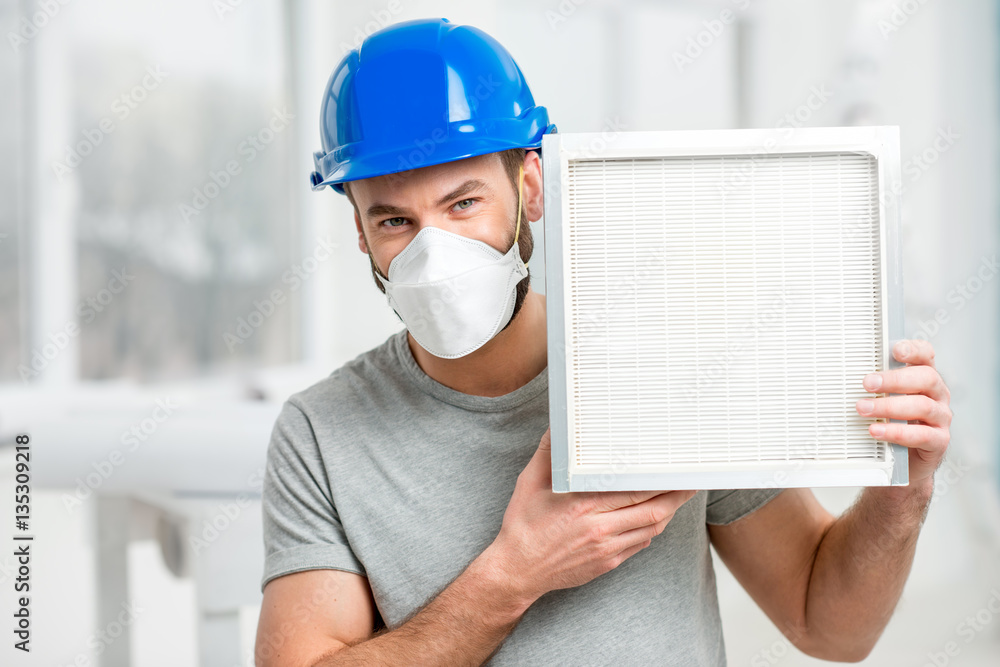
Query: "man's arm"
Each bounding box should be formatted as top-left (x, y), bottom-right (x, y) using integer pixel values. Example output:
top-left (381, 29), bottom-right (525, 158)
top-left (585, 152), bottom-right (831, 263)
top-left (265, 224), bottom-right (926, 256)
top-left (256, 548), bottom-right (532, 667)
top-left (710, 483), bottom-right (932, 661)
top-left (709, 339), bottom-right (950, 662)
top-left (312, 544), bottom-right (531, 667)
top-left (256, 569), bottom-right (378, 665)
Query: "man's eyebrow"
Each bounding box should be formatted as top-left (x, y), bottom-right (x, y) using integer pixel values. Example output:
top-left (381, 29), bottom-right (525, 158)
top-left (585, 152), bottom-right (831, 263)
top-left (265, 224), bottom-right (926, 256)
top-left (364, 179), bottom-right (491, 219)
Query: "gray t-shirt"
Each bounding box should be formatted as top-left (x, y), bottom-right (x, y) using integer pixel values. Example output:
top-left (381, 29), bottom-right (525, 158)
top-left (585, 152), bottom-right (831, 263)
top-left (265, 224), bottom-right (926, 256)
top-left (261, 329), bottom-right (784, 665)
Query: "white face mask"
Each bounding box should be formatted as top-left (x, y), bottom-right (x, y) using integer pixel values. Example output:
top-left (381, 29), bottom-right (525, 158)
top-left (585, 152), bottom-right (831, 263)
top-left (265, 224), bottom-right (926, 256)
top-left (374, 164), bottom-right (529, 359)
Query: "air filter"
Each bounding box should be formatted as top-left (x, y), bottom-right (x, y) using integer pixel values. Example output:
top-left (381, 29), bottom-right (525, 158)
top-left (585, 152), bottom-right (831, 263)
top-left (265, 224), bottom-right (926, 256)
top-left (543, 126), bottom-right (906, 491)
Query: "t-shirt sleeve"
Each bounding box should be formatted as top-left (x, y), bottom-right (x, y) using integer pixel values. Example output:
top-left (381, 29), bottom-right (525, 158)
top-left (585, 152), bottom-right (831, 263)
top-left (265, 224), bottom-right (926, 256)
top-left (705, 487), bottom-right (786, 525)
top-left (260, 399), bottom-right (366, 593)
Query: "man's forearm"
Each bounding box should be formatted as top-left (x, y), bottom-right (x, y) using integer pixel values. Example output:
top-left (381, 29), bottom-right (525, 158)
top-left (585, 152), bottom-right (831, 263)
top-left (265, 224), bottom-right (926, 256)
top-left (313, 545), bottom-right (534, 667)
top-left (801, 475), bottom-right (934, 660)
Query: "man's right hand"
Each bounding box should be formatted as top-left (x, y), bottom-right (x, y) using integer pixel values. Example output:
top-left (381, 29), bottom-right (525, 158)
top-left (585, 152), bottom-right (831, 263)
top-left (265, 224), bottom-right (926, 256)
top-left (487, 426), bottom-right (698, 607)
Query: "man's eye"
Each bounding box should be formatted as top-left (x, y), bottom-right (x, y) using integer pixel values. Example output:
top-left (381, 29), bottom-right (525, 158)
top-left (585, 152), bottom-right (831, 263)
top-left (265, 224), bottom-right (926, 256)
top-left (383, 217), bottom-right (407, 227)
top-left (454, 199), bottom-right (476, 211)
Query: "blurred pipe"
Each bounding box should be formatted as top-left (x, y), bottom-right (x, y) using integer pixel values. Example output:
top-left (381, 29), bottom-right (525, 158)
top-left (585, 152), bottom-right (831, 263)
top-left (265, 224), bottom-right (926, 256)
top-left (26, 0), bottom-right (79, 385)
top-left (16, 0), bottom-right (31, 372)
top-left (292, 0), bottom-right (339, 372)
top-left (283, 0), bottom-right (304, 364)
top-left (734, 18), bottom-right (750, 128)
top-left (0, 391), bottom-right (279, 494)
top-left (96, 496), bottom-right (131, 667)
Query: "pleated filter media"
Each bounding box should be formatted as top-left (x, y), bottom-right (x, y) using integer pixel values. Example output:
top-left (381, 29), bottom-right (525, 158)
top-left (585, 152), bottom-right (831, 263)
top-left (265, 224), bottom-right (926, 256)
top-left (543, 127), bottom-right (907, 491)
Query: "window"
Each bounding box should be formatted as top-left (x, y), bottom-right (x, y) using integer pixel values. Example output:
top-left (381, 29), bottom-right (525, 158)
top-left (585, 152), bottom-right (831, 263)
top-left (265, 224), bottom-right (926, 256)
top-left (7, 0), bottom-right (300, 383)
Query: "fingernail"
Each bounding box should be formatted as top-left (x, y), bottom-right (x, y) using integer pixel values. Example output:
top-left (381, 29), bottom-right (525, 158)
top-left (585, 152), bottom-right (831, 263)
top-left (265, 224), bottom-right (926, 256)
top-left (895, 341), bottom-right (912, 359)
top-left (856, 399), bottom-right (874, 414)
top-left (863, 373), bottom-right (882, 391)
top-left (870, 423), bottom-right (886, 437)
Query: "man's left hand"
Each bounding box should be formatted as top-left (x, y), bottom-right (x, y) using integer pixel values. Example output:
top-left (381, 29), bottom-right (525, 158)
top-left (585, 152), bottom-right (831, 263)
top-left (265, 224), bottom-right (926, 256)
top-left (855, 338), bottom-right (952, 486)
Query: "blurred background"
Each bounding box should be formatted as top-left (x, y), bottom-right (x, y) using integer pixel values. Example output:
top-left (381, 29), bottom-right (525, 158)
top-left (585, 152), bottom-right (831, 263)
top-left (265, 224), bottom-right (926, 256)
top-left (0, 0), bottom-right (997, 664)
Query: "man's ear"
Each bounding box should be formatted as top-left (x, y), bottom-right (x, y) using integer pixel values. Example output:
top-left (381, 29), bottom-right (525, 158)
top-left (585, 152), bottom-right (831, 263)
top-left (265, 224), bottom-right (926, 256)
top-left (523, 150), bottom-right (545, 224)
top-left (354, 209), bottom-right (369, 254)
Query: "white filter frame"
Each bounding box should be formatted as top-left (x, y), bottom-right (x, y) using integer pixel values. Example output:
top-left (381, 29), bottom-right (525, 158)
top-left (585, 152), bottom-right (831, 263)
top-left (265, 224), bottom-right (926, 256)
top-left (543, 126), bottom-right (907, 492)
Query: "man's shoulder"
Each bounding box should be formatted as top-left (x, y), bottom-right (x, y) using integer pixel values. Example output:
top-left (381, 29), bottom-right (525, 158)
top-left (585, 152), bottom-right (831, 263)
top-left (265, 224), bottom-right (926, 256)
top-left (287, 329), bottom-right (408, 416)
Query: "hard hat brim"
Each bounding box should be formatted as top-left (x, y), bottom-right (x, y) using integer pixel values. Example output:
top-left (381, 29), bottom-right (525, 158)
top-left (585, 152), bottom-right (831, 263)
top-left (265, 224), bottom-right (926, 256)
top-left (312, 120), bottom-right (557, 194)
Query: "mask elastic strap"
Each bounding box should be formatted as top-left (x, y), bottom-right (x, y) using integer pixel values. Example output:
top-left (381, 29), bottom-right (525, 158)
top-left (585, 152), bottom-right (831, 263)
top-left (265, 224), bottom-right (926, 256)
top-left (513, 162), bottom-right (524, 246)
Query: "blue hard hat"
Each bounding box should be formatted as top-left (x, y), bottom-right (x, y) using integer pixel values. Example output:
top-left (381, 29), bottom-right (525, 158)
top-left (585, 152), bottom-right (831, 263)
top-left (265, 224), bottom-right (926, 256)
top-left (310, 17), bottom-right (557, 194)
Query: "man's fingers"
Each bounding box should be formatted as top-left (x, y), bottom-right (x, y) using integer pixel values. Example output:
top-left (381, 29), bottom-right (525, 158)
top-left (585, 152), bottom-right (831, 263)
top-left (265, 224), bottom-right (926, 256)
top-left (868, 421), bottom-right (949, 453)
top-left (615, 514), bottom-right (672, 550)
top-left (862, 365), bottom-right (950, 402)
top-left (893, 339), bottom-right (936, 368)
top-left (593, 489), bottom-right (684, 511)
top-left (521, 427), bottom-right (552, 484)
top-left (856, 395), bottom-right (953, 427)
top-left (609, 537), bottom-right (652, 567)
top-left (529, 427), bottom-right (551, 469)
top-left (603, 490), bottom-right (698, 534)
top-left (538, 427), bottom-right (551, 452)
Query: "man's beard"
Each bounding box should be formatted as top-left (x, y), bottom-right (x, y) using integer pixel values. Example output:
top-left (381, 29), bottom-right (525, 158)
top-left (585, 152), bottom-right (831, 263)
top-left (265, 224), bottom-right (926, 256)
top-left (498, 213), bottom-right (533, 333)
top-left (367, 199), bottom-right (535, 333)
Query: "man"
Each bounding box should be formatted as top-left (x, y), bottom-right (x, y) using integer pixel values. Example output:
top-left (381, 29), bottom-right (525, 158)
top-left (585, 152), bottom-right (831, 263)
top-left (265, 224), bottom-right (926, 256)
top-left (255, 18), bottom-right (952, 666)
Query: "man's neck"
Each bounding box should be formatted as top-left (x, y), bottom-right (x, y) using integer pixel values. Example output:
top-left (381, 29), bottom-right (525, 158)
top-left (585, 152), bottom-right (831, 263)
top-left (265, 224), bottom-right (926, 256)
top-left (406, 289), bottom-right (548, 397)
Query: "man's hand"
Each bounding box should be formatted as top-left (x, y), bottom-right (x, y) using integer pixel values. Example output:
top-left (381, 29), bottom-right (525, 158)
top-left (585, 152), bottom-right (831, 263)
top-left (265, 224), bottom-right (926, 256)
top-left (485, 427), bottom-right (698, 608)
top-left (856, 338), bottom-right (952, 486)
